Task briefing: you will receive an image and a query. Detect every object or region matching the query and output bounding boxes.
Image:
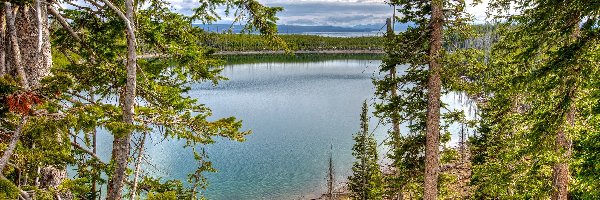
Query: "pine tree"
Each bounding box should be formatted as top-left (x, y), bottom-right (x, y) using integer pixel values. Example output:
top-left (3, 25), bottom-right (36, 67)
top-left (374, 0), bottom-right (474, 198)
top-left (470, 1), bottom-right (600, 199)
top-left (348, 101), bottom-right (383, 200)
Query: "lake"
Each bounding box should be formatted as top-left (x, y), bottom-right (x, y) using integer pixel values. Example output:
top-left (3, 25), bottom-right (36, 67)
top-left (93, 56), bottom-right (473, 199)
top-left (183, 59), bottom-right (384, 199)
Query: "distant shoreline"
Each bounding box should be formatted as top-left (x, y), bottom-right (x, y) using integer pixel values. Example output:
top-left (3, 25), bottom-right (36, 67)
top-left (215, 49), bottom-right (385, 55)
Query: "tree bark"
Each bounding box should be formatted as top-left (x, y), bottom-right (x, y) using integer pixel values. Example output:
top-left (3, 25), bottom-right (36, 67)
top-left (424, 0), bottom-right (443, 199)
top-left (551, 104), bottom-right (574, 200)
top-left (106, 0), bottom-right (137, 198)
top-left (0, 117), bottom-right (28, 172)
top-left (0, 6), bottom-right (5, 76)
top-left (48, 7), bottom-right (81, 42)
top-left (15, 0), bottom-right (51, 88)
top-left (130, 132), bottom-right (147, 200)
top-left (551, 17), bottom-right (580, 200)
top-left (2, 2), bottom-right (56, 199)
top-left (4, 3), bottom-right (28, 89)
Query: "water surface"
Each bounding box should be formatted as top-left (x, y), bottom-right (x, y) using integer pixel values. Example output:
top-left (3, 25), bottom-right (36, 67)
top-left (92, 58), bottom-right (473, 199)
top-left (146, 59), bottom-right (386, 199)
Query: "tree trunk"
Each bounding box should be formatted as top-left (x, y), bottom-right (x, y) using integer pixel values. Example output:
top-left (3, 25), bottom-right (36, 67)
top-left (0, 1), bottom-right (51, 175)
top-left (387, 17), bottom-right (402, 200)
top-left (15, 0), bottom-right (51, 87)
top-left (551, 17), bottom-right (580, 200)
top-left (2, 2), bottom-right (63, 200)
top-left (424, 0), bottom-right (443, 199)
top-left (92, 93), bottom-right (98, 200)
top-left (130, 132), bottom-right (147, 200)
top-left (0, 6), bottom-right (5, 76)
top-left (551, 105), bottom-right (573, 200)
top-left (0, 117), bottom-right (28, 172)
top-left (386, 18), bottom-right (401, 139)
top-left (4, 2), bottom-right (28, 89)
top-left (106, 0), bottom-right (137, 198)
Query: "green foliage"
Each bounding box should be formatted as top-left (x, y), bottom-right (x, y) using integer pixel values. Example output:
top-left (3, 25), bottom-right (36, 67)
top-left (469, 0), bottom-right (600, 198)
top-left (190, 0), bottom-right (288, 51)
top-left (202, 34), bottom-right (383, 52)
top-left (147, 191), bottom-right (177, 200)
top-left (59, 178), bottom-right (92, 198)
top-left (221, 53), bottom-right (382, 65)
top-left (138, 177), bottom-right (195, 200)
top-left (0, 76), bottom-right (20, 117)
top-left (0, 178), bottom-right (19, 199)
top-left (1, 0), bottom-right (285, 198)
top-left (348, 101), bottom-right (384, 200)
top-left (44, 0), bottom-right (290, 196)
top-left (374, 0), bottom-right (476, 198)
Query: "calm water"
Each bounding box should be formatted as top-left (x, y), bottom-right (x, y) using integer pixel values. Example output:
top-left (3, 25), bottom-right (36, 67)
top-left (146, 59), bottom-right (385, 199)
top-left (92, 58), bottom-right (473, 199)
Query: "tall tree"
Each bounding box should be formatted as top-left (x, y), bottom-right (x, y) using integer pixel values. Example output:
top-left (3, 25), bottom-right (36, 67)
top-left (348, 101), bottom-right (383, 200)
top-left (471, 0), bottom-right (600, 199)
top-left (103, 0), bottom-right (138, 197)
top-left (424, 0), bottom-right (444, 198)
top-left (374, 0), bottom-right (472, 198)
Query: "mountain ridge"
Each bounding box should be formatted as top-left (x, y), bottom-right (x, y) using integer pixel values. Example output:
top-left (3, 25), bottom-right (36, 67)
top-left (194, 23), bottom-right (411, 33)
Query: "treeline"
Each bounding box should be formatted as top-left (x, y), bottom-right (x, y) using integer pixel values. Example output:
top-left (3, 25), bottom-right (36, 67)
top-left (348, 1), bottom-right (599, 200)
top-left (220, 53), bottom-right (382, 65)
top-left (201, 33), bottom-right (384, 51)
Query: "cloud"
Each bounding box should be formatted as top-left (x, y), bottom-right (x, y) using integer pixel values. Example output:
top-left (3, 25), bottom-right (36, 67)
top-left (167, 0), bottom-right (490, 26)
top-left (465, 0), bottom-right (490, 23)
top-left (264, 1), bottom-right (393, 26)
top-left (285, 18), bottom-right (318, 25)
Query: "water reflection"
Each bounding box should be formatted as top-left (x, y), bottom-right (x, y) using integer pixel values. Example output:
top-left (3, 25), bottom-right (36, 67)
top-left (93, 59), bottom-right (475, 200)
top-left (149, 60), bottom-right (385, 200)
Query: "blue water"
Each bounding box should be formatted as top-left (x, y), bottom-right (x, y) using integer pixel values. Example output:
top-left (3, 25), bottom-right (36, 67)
top-left (90, 59), bottom-right (473, 199)
top-left (142, 60), bottom-right (386, 199)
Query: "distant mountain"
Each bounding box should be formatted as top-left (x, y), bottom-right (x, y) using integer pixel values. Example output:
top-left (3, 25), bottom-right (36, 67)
top-left (351, 23), bottom-right (414, 32)
top-left (194, 23), bottom-right (413, 34)
top-left (278, 25), bottom-right (377, 33)
top-left (194, 24), bottom-right (379, 33)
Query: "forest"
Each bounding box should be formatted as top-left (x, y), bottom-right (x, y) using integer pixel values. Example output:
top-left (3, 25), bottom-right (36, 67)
top-left (0, 0), bottom-right (598, 200)
top-left (202, 34), bottom-right (383, 52)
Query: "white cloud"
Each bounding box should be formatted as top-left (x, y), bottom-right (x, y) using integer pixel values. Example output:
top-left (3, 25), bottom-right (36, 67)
top-left (167, 0), bottom-right (492, 26)
top-left (465, 0), bottom-right (490, 23)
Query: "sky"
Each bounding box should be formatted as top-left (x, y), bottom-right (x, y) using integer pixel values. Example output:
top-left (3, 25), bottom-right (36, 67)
top-left (169, 0), bottom-right (491, 27)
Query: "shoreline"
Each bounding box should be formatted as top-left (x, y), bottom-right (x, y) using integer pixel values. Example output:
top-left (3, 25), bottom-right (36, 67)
top-left (215, 49), bottom-right (385, 55)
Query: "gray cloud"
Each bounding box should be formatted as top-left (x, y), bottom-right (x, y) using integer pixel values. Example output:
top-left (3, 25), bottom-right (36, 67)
top-left (167, 0), bottom-right (489, 26)
top-left (285, 18), bottom-right (318, 25)
top-left (266, 2), bottom-right (393, 26)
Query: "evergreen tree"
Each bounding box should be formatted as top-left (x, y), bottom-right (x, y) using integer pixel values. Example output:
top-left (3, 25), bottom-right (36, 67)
top-left (374, 0), bottom-right (475, 198)
top-left (470, 1), bottom-right (600, 199)
top-left (348, 101), bottom-right (383, 200)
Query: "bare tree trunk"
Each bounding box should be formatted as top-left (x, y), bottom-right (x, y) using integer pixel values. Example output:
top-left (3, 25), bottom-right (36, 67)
top-left (0, 7), bottom-right (5, 76)
top-left (130, 132), bottom-right (147, 200)
top-left (0, 117), bottom-right (28, 172)
top-left (424, 0), bottom-right (443, 199)
top-left (92, 93), bottom-right (98, 200)
top-left (106, 0), bottom-right (137, 198)
top-left (16, 1), bottom-right (50, 88)
top-left (4, 2), bottom-right (28, 89)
